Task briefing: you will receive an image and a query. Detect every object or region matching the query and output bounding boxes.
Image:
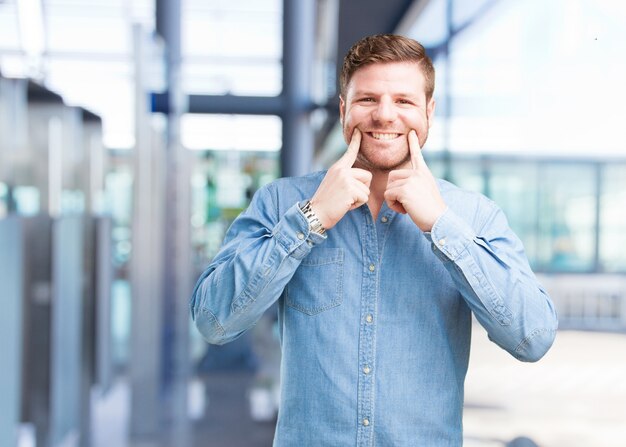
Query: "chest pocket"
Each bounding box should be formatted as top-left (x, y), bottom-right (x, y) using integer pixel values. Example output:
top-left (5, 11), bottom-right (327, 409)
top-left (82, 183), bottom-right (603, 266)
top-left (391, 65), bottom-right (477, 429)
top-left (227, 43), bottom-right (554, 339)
top-left (286, 247), bottom-right (344, 315)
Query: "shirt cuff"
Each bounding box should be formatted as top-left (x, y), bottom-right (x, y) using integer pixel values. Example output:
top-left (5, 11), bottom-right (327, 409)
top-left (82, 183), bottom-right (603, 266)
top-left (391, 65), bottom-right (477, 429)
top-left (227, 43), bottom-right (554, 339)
top-left (272, 202), bottom-right (326, 259)
top-left (423, 207), bottom-right (476, 261)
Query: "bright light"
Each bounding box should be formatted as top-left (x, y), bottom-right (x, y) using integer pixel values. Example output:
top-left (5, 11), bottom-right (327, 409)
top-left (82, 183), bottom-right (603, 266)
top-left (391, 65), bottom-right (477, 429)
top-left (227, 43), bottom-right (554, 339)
top-left (16, 0), bottom-right (45, 59)
top-left (181, 114), bottom-right (282, 151)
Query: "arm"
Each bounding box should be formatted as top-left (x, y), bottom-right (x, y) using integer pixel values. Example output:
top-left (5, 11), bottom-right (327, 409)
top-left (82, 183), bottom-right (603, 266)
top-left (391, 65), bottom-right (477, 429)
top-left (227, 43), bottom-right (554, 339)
top-left (191, 129), bottom-right (370, 345)
top-left (385, 130), bottom-right (557, 361)
top-left (190, 184), bottom-right (322, 345)
top-left (426, 203), bottom-right (558, 362)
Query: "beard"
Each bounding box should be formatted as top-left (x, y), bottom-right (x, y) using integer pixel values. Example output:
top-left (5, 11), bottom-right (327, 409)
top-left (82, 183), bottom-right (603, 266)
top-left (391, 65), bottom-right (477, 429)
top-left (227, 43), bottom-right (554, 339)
top-left (349, 122), bottom-right (429, 173)
top-left (355, 147), bottom-right (411, 172)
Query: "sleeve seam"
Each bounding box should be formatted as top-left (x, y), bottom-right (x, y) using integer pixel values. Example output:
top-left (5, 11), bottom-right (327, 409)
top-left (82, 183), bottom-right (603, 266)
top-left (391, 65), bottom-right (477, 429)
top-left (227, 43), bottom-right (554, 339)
top-left (515, 327), bottom-right (556, 353)
top-left (198, 306), bottom-right (226, 337)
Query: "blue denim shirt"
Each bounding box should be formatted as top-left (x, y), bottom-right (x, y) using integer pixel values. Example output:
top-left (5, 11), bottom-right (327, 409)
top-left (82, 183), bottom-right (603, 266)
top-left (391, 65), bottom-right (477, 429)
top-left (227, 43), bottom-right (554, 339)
top-left (190, 171), bottom-right (558, 446)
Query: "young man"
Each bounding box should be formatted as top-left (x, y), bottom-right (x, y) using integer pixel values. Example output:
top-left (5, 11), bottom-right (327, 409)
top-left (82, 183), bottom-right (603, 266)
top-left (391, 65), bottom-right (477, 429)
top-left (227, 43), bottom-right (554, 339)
top-left (190, 34), bottom-right (557, 446)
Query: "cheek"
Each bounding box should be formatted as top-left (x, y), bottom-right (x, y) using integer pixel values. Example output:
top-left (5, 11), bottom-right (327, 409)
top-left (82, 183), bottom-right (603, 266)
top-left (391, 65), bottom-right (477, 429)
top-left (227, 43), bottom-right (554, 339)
top-left (405, 110), bottom-right (425, 126)
top-left (405, 113), bottom-right (428, 133)
top-left (343, 110), bottom-right (355, 127)
top-left (342, 111), bottom-right (357, 141)
top-left (341, 119), bottom-right (351, 143)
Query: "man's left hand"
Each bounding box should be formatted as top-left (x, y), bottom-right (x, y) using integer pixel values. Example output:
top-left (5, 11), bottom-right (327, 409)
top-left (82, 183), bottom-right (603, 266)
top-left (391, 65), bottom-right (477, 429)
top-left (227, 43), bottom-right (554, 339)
top-left (384, 130), bottom-right (447, 232)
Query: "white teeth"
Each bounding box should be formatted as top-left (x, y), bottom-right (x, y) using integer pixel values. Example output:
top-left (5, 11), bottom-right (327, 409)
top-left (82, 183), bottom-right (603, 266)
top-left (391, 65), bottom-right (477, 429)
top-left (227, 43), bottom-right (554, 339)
top-left (371, 132), bottom-right (399, 140)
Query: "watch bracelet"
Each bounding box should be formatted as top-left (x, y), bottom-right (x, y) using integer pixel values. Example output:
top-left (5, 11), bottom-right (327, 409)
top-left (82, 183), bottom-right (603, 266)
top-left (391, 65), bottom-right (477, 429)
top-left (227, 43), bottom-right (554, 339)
top-left (300, 200), bottom-right (326, 235)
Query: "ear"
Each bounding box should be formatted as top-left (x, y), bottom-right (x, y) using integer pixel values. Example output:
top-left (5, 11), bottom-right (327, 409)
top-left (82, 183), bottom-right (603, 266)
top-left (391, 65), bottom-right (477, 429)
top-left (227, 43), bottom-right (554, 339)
top-left (339, 96), bottom-right (346, 125)
top-left (426, 97), bottom-right (436, 128)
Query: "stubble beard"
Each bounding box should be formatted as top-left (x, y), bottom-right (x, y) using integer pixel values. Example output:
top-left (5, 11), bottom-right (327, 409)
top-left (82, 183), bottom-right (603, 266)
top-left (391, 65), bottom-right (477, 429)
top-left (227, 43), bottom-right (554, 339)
top-left (355, 148), bottom-right (411, 173)
top-left (350, 122), bottom-right (429, 173)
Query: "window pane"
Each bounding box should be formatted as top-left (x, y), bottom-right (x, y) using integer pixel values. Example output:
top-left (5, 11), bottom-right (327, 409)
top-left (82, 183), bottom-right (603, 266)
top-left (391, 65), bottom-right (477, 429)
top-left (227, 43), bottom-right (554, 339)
top-left (406, 0), bottom-right (448, 47)
top-left (190, 150), bottom-right (279, 266)
top-left (449, 158), bottom-right (485, 194)
top-left (536, 164), bottom-right (596, 272)
top-left (599, 164), bottom-right (626, 272)
top-left (488, 161), bottom-right (539, 268)
top-left (182, 0), bottom-right (282, 96)
top-left (424, 0), bottom-right (626, 156)
top-left (182, 60), bottom-right (281, 96)
top-left (181, 114), bottom-right (282, 151)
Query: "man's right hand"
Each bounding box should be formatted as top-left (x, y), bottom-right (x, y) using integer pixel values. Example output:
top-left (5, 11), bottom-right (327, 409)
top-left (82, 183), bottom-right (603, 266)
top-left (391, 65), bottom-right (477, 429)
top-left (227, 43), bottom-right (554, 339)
top-left (309, 129), bottom-right (371, 230)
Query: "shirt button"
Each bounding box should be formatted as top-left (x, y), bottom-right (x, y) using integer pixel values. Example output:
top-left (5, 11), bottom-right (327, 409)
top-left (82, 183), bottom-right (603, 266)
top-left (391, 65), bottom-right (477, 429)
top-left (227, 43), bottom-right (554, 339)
top-left (297, 232), bottom-right (305, 240)
top-left (438, 238), bottom-right (446, 246)
top-left (362, 418), bottom-right (370, 426)
top-left (381, 216), bottom-right (388, 223)
top-left (365, 314), bottom-right (373, 323)
top-left (363, 365), bottom-right (371, 374)
top-left (369, 264), bottom-right (375, 272)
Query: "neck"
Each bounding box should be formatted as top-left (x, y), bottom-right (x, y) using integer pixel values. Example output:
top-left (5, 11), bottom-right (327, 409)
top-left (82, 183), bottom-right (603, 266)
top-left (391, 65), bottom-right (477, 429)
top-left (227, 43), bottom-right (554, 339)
top-left (356, 160), bottom-right (411, 220)
top-left (366, 172), bottom-right (387, 221)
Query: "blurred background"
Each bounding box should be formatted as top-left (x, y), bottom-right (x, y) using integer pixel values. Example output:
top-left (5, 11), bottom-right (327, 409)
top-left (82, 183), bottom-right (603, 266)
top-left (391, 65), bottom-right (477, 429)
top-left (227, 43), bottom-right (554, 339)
top-left (1, 0), bottom-right (625, 446)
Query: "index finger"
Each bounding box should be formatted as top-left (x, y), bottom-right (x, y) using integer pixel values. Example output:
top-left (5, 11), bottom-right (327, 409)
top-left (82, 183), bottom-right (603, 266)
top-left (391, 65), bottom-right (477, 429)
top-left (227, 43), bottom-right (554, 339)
top-left (408, 130), bottom-right (426, 170)
top-left (336, 128), bottom-right (361, 168)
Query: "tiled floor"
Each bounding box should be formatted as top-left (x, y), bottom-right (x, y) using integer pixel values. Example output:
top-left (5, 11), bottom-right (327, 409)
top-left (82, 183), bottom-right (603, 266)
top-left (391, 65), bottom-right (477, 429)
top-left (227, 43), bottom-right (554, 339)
top-left (464, 329), bottom-right (626, 447)
top-left (92, 329), bottom-right (626, 447)
top-left (193, 371), bottom-right (276, 447)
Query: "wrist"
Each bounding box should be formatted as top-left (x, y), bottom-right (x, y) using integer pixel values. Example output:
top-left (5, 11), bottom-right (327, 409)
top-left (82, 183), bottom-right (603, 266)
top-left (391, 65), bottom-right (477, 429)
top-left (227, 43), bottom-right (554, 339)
top-left (299, 200), bottom-right (327, 235)
top-left (419, 204), bottom-right (447, 232)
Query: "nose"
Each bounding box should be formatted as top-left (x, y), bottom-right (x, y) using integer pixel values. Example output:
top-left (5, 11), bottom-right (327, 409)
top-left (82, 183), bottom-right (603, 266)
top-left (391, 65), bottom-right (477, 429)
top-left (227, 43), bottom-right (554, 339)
top-left (372, 97), bottom-right (397, 123)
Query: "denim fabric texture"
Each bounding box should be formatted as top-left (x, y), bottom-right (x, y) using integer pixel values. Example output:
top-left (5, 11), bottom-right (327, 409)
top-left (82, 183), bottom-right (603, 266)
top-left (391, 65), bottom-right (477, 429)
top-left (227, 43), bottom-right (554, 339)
top-left (190, 171), bottom-right (558, 446)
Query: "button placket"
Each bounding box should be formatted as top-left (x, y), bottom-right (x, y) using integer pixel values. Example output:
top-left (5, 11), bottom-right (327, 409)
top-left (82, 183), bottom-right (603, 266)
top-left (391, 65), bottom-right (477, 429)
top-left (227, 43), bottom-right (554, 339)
top-left (357, 210), bottom-right (378, 444)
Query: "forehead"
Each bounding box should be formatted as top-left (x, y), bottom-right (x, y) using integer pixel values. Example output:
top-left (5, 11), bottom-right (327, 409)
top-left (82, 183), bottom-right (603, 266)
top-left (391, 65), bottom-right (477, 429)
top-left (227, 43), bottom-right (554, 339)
top-left (346, 61), bottom-right (426, 96)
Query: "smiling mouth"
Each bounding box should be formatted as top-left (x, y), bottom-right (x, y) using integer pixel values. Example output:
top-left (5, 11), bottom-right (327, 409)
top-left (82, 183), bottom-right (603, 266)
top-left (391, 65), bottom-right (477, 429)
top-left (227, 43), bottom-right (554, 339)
top-left (369, 132), bottom-right (401, 141)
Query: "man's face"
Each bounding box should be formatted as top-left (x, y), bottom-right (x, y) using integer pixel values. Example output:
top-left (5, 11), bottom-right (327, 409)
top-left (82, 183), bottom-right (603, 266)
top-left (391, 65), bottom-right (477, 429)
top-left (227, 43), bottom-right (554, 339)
top-left (340, 61), bottom-right (436, 171)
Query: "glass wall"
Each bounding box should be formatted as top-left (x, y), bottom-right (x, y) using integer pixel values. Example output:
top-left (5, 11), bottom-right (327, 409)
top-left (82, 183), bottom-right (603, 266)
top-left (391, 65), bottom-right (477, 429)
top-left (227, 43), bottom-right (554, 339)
top-left (487, 160), bottom-right (540, 266)
top-left (190, 148), bottom-right (279, 271)
top-left (410, 0), bottom-right (626, 159)
top-left (182, 0), bottom-right (282, 96)
top-left (407, 0), bottom-right (626, 273)
top-left (425, 153), bottom-right (626, 274)
top-left (104, 153), bottom-right (134, 368)
top-left (535, 163), bottom-right (597, 272)
top-left (600, 165), bottom-right (626, 272)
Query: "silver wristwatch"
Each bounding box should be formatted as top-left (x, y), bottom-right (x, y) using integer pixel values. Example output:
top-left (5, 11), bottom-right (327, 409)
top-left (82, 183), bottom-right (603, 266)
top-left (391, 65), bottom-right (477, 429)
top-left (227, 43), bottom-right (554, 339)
top-left (299, 200), bottom-right (326, 235)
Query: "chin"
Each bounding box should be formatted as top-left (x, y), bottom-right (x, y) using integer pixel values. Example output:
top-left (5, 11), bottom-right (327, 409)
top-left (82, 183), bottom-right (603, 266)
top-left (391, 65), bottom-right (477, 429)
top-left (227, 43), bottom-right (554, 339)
top-left (359, 153), bottom-right (411, 172)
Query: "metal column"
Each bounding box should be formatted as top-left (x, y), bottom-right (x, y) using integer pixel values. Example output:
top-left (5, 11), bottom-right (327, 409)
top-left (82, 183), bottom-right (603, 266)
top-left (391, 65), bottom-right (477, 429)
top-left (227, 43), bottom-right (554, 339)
top-left (158, 0), bottom-right (192, 442)
top-left (281, 0), bottom-right (317, 177)
top-left (0, 217), bottom-right (24, 447)
top-left (131, 0), bottom-right (194, 442)
top-left (130, 24), bottom-right (166, 442)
